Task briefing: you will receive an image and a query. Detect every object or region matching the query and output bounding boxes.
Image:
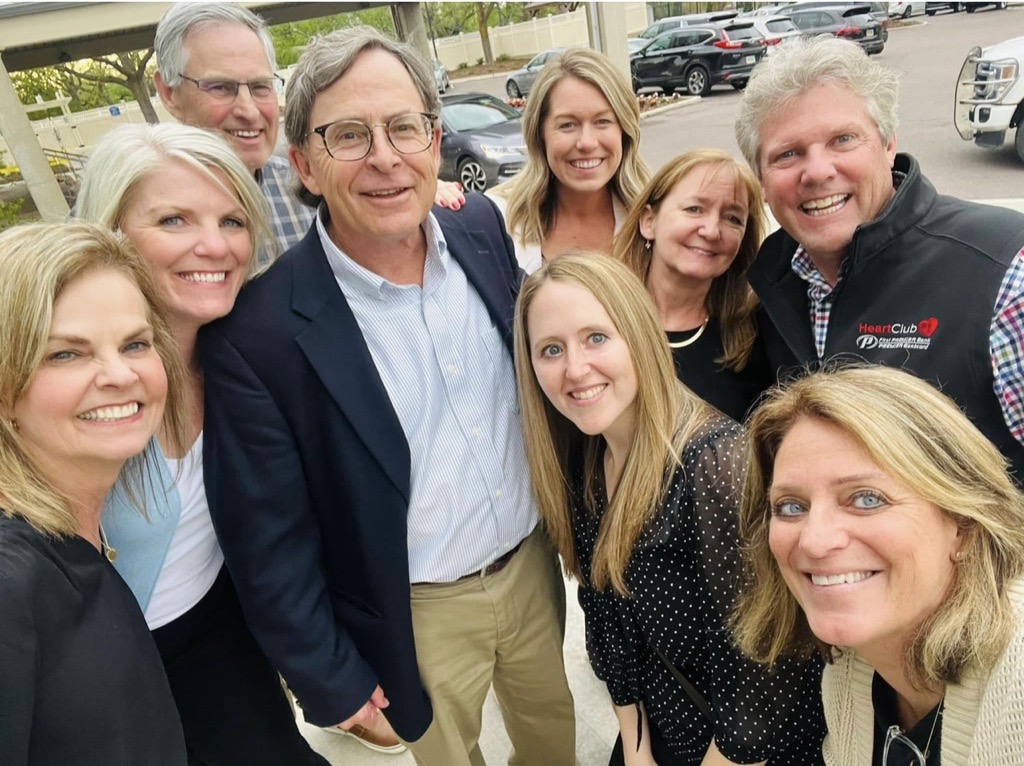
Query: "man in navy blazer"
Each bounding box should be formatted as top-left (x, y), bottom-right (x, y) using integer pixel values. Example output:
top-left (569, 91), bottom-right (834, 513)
top-left (200, 27), bottom-right (575, 765)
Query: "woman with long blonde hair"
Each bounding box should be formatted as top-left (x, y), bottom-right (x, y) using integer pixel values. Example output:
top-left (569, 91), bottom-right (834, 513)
top-left (515, 252), bottom-right (825, 766)
top-left (489, 48), bottom-right (650, 272)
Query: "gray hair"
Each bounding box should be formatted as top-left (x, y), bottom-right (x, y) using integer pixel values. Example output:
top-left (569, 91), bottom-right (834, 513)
top-left (735, 36), bottom-right (899, 176)
top-left (76, 123), bottom-right (276, 276)
top-left (155, 2), bottom-right (278, 88)
top-left (284, 26), bottom-right (440, 208)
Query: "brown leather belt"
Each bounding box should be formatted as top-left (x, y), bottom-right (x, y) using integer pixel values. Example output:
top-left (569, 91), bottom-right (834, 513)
top-left (458, 539), bottom-right (524, 581)
top-left (413, 540), bottom-right (524, 586)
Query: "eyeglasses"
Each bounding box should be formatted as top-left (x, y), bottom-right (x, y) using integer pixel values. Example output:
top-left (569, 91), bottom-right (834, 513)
top-left (179, 74), bottom-right (283, 103)
top-left (882, 725), bottom-right (926, 766)
top-left (306, 112), bottom-right (439, 161)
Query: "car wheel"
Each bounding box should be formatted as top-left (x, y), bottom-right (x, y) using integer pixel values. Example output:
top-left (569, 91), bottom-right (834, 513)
top-left (1015, 125), bottom-right (1024, 164)
top-left (902, 6), bottom-right (912, 18)
top-left (685, 66), bottom-right (711, 97)
top-left (506, 80), bottom-right (521, 98)
top-left (951, 2), bottom-right (961, 10)
top-left (458, 158), bottom-right (488, 192)
top-left (997, 1), bottom-right (1008, 8)
top-left (731, 80), bottom-right (747, 91)
top-left (926, 8), bottom-right (935, 14)
top-left (966, 3), bottom-right (975, 11)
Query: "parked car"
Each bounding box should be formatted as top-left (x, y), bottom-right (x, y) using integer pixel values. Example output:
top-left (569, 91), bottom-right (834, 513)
top-left (439, 93), bottom-right (526, 192)
top-left (505, 48), bottom-right (564, 98)
top-left (954, 34), bottom-right (1024, 162)
top-left (787, 5), bottom-right (885, 55)
top-left (627, 37), bottom-right (649, 54)
top-left (925, 1), bottom-right (962, 13)
top-left (779, 2), bottom-right (888, 41)
top-left (888, 1), bottom-right (924, 18)
top-left (634, 11), bottom-right (741, 45)
top-left (433, 60), bottom-right (450, 93)
top-left (630, 22), bottom-right (767, 96)
top-left (966, 1), bottom-right (1009, 11)
top-left (748, 15), bottom-right (804, 52)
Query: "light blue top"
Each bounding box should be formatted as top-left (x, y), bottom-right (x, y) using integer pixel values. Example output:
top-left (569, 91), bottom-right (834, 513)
top-left (101, 441), bottom-right (180, 611)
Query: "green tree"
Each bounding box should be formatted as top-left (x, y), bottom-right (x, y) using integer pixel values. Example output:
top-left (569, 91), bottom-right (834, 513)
top-left (269, 8), bottom-right (396, 68)
top-left (54, 52), bottom-right (158, 122)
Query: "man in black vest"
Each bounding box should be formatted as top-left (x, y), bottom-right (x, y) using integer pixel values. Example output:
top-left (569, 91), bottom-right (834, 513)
top-left (735, 36), bottom-right (1024, 476)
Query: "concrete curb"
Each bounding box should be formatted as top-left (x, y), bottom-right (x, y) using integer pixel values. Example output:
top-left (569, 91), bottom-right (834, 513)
top-left (640, 95), bottom-right (701, 119)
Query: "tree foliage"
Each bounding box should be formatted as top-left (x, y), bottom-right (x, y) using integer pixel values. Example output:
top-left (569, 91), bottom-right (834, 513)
top-left (269, 8), bottom-right (396, 68)
top-left (13, 61), bottom-right (132, 119)
top-left (423, 2), bottom-right (560, 39)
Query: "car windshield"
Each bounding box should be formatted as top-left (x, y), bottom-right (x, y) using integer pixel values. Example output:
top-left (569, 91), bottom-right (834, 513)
top-left (765, 18), bottom-right (799, 32)
top-left (445, 100), bottom-right (519, 132)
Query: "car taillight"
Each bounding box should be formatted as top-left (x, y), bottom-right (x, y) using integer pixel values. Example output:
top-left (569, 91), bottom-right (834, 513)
top-left (713, 39), bottom-right (743, 49)
top-left (835, 25), bottom-right (860, 38)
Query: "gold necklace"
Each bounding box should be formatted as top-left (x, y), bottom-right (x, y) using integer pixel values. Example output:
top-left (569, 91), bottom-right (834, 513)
top-left (922, 696), bottom-right (944, 759)
top-left (667, 317), bottom-right (709, 349)
top-left (98, 523), bottom-right (117, 563)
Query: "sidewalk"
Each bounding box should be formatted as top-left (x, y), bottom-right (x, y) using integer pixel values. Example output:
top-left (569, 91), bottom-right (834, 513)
top-left (295, 576), bottom-right (616, 765)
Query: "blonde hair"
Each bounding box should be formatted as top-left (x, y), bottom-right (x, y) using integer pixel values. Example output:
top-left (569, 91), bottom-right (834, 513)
top-left (612, 149), bottom-right (767, 371)
top-left (76, 122), bottom-right (275, 276)
top-left (498, 48), bottom-right (650, 247)
top-left (0, 222), bottom-right (191, 538)
top-left (732, 365), bottom-right (1024, 687)
top-left (514, 251), bottom-right (712, 595)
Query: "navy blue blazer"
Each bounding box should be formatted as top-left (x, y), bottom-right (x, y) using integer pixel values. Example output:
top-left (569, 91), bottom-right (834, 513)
top-left (200, 194), bottom-right (522, 739)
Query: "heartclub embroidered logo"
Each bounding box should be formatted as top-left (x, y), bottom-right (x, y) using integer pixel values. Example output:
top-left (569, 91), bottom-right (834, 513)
top-left (855, 317), bottom-right (939, 351)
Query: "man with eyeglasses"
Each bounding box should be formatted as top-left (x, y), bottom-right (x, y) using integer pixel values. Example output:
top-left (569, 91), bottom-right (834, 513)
top-left (200, 26), bottom-right (576, 766)
top-left (154, 3), bottom-right (315, 264)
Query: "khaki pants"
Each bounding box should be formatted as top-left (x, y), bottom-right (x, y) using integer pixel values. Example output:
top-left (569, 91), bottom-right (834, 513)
top-left (403, 526), bottom-right (576, 766)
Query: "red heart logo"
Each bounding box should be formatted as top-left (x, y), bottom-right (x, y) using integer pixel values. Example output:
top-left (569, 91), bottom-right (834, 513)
top-left (918, 317), bottom-right (939, 338)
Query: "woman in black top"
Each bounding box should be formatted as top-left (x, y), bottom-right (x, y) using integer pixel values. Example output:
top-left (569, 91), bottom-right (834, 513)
top-left (514, 252), bottom-right (825, 766)
top-left (612, 149), bottom-right (772, 422)
top-left (0, 222), bottom-right (191, 765)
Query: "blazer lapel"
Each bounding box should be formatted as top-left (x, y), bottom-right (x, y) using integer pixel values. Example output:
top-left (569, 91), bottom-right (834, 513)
top-left (290, 231), bottom-right (411, 501)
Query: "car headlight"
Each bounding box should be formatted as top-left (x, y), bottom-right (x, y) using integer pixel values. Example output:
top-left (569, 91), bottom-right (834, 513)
top-left (975, 58), bottom-right (1019, 102)
top-left (480, 144), bottom-right (526, 159)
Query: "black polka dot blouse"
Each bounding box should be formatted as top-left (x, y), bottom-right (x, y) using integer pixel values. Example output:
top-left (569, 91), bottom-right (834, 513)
top-left (572, 414), bottom-right (826, 765)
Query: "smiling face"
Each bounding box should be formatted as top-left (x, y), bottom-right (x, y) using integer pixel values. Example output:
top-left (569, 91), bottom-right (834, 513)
top-left (767, 416), bottom-right (962, 663)
top-left (543, 76), bottom-right (623, 197)
top-left (11, 268), bottom-right (167, 487)
top-left (289, 48), bottom-right (440, 260)
top-left (640, 164), bottom-right (749, 292)
top-left (119, 161), bottom-right (252, 336)
top-left (758, 83), bottom-right (897, 274)
top-left (527, 279), bottom-right (638, 450)
top-left (157, 22), bottom-right (278, 174)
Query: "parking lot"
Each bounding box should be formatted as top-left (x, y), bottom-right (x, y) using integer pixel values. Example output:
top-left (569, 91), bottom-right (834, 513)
top-left (451, 6), bottom-right (1024, 200)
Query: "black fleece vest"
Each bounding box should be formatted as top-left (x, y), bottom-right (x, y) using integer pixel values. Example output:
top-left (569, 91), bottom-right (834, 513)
top-left (750, 153), bottom-right (1024, 478)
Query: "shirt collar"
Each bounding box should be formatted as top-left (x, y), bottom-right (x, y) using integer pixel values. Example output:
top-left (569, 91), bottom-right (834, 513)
top-left (316, 205), bottom-right (449, 299)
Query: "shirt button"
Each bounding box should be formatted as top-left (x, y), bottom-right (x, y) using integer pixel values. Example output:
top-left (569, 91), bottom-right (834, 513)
top-left (495, 489), bottom-right (504, 499)
top-left (472, 427), bottom-right (482, 437)
top-left (447, 365), bottom-right (458, 375)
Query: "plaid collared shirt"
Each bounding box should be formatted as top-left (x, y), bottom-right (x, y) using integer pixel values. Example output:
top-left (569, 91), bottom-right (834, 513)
top-left (792, 244), bottom-right (1024, 446)
top-left (257, 155), bottom-right (315, 268)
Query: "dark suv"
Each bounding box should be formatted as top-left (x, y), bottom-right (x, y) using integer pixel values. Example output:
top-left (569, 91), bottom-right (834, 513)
top-left (786, 5), bottom-right (885, 55)
top-left (630, 22), bottom-right (767, 96)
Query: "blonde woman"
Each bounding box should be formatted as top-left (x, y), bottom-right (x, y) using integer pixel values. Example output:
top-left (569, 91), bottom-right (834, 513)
top-left (0, 222), bottom-right (191, 765)
top-left (514, 252), bottom-right (825, 766)
top-left (76, 124), bottom-right (333, 765)
top-left (734, 365), bottom-right (1024, 765)
top-left (490, 48), bottom-right (650, 272)
top-left (613, 149), bottom-right (771, 422)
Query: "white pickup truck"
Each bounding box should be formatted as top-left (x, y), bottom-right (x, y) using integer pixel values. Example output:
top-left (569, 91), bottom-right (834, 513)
top-left (955, 35), bottom-right (1024, 162)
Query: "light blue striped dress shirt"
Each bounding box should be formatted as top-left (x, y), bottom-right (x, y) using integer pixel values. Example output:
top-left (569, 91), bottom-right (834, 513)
top-left (316, 211), bottom-right (539, 583)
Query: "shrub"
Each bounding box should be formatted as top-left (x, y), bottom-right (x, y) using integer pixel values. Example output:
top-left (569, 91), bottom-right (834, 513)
top-left (0, 198), bottom-right (24, 230)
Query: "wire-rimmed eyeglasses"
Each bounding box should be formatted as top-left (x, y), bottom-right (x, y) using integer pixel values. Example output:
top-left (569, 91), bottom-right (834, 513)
top-left (881, 725), bottom-right (927, 766)
top-left (178, 74), bottom-right (283, 103)
top-left (306, 112), bottom-right (439, 161)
